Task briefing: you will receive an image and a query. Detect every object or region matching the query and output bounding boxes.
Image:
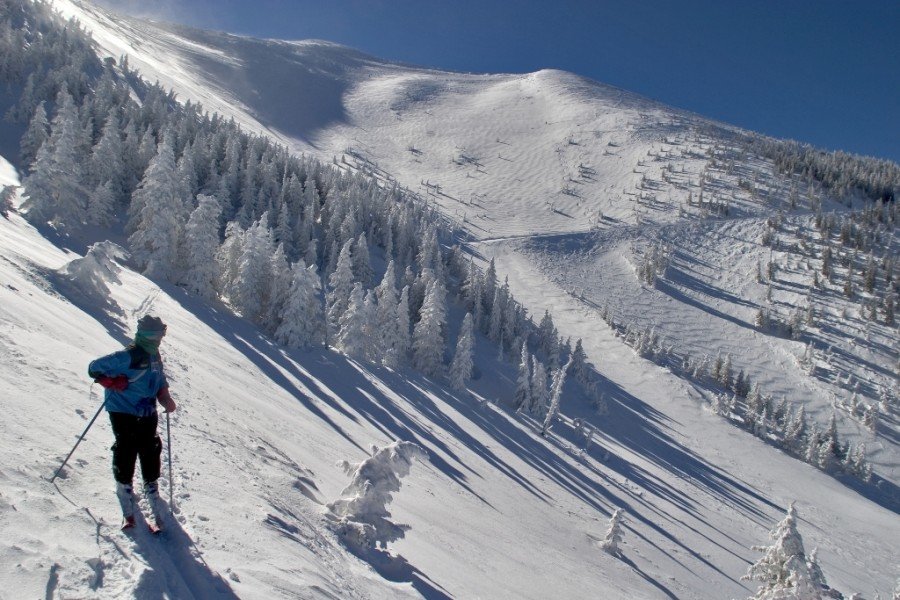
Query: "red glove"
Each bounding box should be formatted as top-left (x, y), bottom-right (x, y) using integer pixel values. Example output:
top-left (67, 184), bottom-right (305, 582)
top-left (96, 375), bottom-right (129, 392)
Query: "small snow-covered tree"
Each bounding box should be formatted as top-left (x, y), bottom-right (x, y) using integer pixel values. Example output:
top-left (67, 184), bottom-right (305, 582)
top-left (600, 508), bottom-right (624, 555)
top-left (183, 194), bottom-right (222, 300)
top-left (275, 260), bottom-right (324, 349)
top-left (743, 503), bottom-right (835, 600)
top-left (327, 441), bottom-right (427, 550)
top-left (449, 313), bottom-right (475, 392)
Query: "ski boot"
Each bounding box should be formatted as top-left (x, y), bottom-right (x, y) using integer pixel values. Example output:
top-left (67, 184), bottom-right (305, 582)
top-left (116, 482), bottom-right (136, 530)
top-left (144, 480), bottom-right (165, 533)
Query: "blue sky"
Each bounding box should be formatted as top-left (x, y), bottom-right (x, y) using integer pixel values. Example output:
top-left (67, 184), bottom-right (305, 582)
top-left (94, 0), bottom-right (898, 162)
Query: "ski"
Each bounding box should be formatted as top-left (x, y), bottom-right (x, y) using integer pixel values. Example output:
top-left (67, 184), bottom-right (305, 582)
top-left (121, 515), bottom-right (136, 531)
top-left (147, 521), bottom-right (162, 535)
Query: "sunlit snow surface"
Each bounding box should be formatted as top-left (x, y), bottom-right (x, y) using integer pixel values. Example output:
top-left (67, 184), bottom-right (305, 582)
top-left (0, 2), bottom-right (895, 598)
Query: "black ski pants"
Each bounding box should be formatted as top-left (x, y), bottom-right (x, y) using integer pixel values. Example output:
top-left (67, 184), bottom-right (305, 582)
top-left (109, 411), bottom-right (161, 485)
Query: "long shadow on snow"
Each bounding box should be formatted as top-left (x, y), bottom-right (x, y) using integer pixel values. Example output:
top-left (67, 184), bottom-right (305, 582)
top-left (162, 285), bottom-right (364, 452)
top-left (427, 379), bottom-right (744, 583)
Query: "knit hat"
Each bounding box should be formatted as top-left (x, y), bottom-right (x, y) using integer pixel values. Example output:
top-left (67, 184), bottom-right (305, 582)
top-left (136, 315), bottom-right (167, 338)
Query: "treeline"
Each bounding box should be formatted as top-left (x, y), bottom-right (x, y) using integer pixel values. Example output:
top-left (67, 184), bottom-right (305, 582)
top-left (749, 136), bottom-right (899, 202)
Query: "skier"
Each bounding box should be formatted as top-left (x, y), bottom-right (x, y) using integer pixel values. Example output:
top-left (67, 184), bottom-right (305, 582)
top-left (88, 315), bottom-right (176, 531)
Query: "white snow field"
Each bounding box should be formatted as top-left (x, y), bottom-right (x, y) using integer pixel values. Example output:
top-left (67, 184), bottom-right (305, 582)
top-left (0, 1), bottom-right (895, 598)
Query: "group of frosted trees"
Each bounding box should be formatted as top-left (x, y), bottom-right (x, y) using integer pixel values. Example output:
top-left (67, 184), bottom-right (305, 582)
top-left (5, 0), bottom-right (597, 417)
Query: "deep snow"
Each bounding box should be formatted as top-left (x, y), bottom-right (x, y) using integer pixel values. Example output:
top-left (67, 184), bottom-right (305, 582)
top-left (1, 1), bottom-right (897, 598)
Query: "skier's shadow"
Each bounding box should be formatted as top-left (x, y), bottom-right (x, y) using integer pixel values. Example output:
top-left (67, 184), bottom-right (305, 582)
top-left (130, 509), bottom-right (240, 600)
top-left (347, 545), bottom-right (453, 600)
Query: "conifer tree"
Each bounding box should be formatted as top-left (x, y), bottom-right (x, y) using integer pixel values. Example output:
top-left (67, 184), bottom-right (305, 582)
top-left (275, 260), bottom-right (324, 349)
top-left (514, 341), bottom-right (533, 410)
top-left (352, 232), bottom-right (374, 288)
top-left (541, 356), bottom-right (573, 436)
top-left (743, 503), bottom-right (827, 600)
top-left (89, 107), bottom-right (125, 202)
top-left (20, 101), bottom-right (49, 169)
top-left (267, 243), bottom-right (293, 330)
top-left (412, 279), bottom-right (445, 377)
top-left (217, 222), bottom-right (245, 300)
top-left (234, 214), bottom-right (275, 323)
top-left (449, 313), bottom-right (475, 392)
top-left (22, 89), bottom-right (87, 228)
top-left (337, 282), bottom-right (367, 359)
top-left (327, 239), bottom-right (355, 337)
top-left (528, 357), bottom-right (549, 417)
top-left (394, 285), bottom-right (412, 366)
top-left (128, 136), bottom-right (186, 279)
top-left (600, 508), bottom-right (624, 555)
top-left (184, 194), bottom-right (222, 300)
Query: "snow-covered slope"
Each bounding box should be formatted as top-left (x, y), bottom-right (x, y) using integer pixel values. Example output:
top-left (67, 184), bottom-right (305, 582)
top-left (3, 1), bottom-right (897, 598)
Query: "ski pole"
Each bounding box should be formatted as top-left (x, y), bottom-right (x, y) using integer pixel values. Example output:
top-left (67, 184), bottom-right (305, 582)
top-left (166, 411), bottom-right (175, 512)
top-left (50, 384), bottom-right (102, 483)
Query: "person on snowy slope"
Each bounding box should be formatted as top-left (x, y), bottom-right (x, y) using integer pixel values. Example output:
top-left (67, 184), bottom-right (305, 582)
top-left (88, 315), bottom-right (176, 529)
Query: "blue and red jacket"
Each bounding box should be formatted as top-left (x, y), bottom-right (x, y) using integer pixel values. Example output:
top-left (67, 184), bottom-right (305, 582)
top-left (88, 345), bottom-right (168, 417)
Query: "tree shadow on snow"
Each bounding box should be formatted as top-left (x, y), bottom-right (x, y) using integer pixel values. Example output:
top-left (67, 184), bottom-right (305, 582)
top-left (346, 545), bottom-right (454, 600)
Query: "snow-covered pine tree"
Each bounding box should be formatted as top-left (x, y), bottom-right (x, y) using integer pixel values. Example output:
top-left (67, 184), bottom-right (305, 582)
top-left (514, 341), bottom-right (533, 411)
top-left (570, 338), bottom-right (590, 385)
top-left (20, 101), bottom-right (49, 169)
top-left (600, 508), bottom-right (624, 555)
top-left (128, 135), bottom-right (188, 279)
top-left (183, 194), bottom-right (222, 300)
top-left (275, 260), bottom-right (324, 350)
top-left (89, 106), bottom-right (125, 204)
top-left (336, 282), bottom-right (367, 359)
top-left (412, 279), bottom-right (446, 377)
top-left (352, 232), bottom-right (374, 288)
top-left (326, 239), bottom-right (356, 338)
top-left (216, 222), bottom-right (245, 300)
top-left (375, 260), bottom-right (401, 367)
top-left (394, 285), bottom-right (412, 366)
top-left (234, 214), bottom-right (276, 324)
top-left (266, 243), bottom-right (293, 331)
top-left (449, 313), bottom-right (475, 392)
top-left (541, 356), bottom-right (573, 436)
top-left (528, 357), bottom-right (549, 417)
top-left (22, 88), bottom-right (87, 228)
top-left (743, 503), bottom-right (832, 600)
top-left (327, 441), bottom-right (427, 550)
